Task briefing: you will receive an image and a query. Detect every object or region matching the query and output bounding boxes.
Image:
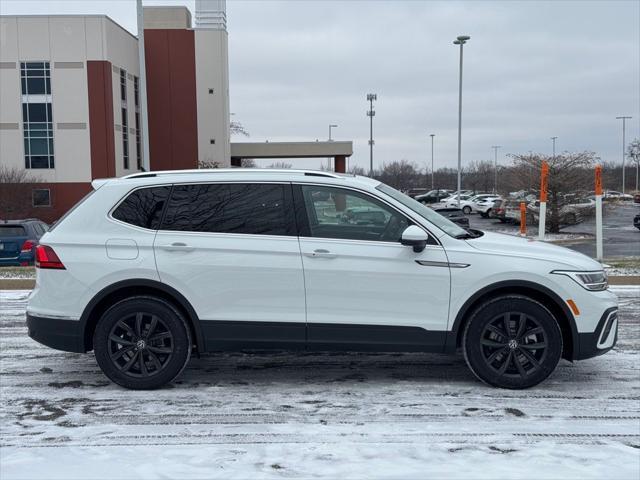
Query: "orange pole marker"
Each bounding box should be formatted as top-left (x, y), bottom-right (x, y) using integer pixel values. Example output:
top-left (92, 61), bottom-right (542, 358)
top-left (540, 161), bottom-right (549, 202)
top-left (520, 201), bottom-right (527, 236)
top-left (595, 164), bottom-right (603, 196)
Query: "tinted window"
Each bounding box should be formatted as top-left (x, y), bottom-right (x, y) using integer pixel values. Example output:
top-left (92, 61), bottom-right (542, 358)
top-left (112, 186), bottom-right (170, 229)
top-left (161, 183), bottom-right (293, 236)
top-left (0, 226), bottom-right (26, 237)
top-left (300, 185), bottom-right (410, 242)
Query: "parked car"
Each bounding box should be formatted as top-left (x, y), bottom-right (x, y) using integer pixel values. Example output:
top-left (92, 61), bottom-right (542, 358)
top-left (429, 205), bottom-right (469, 228)
top-left (633, 192), bottom-right (640, 204)
top-left (634, 213), bottom-right (640, 231)
top-left (405, 188), bottom-right (430, 199)
top-left (440, 194), bottom-right (500, 215)
top-left (474, 196), bottom-right (503, 218)
top-left (602, 190), bottom-right (633, 201)
top-left (27, 169), bottom-right (617, 390)
top-left (0, 219), bottom-right (49, 266)
top-left (415, 189), bottom-right (452, 204)
top-left (439, 193), bottom-right (474, 207)
top-left (528, 197), bottom-right (595, 226)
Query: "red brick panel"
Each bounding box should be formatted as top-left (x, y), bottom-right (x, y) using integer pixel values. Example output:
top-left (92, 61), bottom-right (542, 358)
top-left (144, 29), bottom-right (198, 171)
top-left (87, 61), bottom-right (116, 179)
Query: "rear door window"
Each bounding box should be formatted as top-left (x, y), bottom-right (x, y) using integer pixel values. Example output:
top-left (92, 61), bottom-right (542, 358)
top-left (161, 183), bottom-right (295, 236)
top-left (112, 186), bottom-right (171, 230)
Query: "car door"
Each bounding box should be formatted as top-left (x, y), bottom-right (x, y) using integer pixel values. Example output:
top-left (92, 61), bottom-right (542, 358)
top-left (294, 184), bottom-right (451, 351)
top-left (154, 182), bottom-right (306, 350)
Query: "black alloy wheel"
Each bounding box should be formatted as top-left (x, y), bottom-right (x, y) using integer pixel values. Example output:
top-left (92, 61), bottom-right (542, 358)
top-left (463, 295), bottom-right (562, 389)
top-left (94, 296), bottom-right (191, 389)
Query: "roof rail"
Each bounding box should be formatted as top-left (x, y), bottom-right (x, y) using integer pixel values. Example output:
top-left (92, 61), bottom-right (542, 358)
top-left (122, 168), bottom-right (347, 180)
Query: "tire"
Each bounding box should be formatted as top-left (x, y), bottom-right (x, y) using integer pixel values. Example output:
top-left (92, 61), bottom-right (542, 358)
top-left (94, 296), bottom-right (192, 390)
top-left (462, 206), bottom-right (472, 215)
top-left (462, 295), bottom-right (562, 389)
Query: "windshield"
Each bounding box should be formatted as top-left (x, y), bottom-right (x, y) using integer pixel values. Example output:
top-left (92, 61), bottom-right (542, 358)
top-left (376, 183), bottom-right (468, 238)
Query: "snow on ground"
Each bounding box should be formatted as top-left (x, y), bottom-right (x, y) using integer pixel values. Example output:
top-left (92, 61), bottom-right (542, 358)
top-left (1, 288), bottom-right (639, 479)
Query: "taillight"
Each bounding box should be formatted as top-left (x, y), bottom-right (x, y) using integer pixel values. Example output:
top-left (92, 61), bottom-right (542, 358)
top-left (35, 245), bottom-right (66, 270)
top-left (21, 240), bottom-right (35, 253)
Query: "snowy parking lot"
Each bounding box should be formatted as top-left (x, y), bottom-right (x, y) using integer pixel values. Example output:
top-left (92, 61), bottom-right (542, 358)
top-left (1, 287), bottom-right (639, 479)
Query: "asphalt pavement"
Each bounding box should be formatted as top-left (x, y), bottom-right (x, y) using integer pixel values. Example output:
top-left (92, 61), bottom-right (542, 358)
top-left (469, 202), bottom-right (640, 259)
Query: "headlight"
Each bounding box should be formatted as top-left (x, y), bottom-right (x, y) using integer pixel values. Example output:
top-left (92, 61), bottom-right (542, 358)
top-left (551, 270), bottom-right (608, 291)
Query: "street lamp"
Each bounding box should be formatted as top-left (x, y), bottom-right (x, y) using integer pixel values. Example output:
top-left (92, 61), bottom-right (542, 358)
top-left (616, 116), bottom-right (632, 194)
top-left (453, 35), bottom-right (470, 207)
top-left (430, 134), bottom-right (435, 190)
top-left (328, 124), bottom-right (338, 141)
top-left (491, 145), bottom-right (501, 194)
top-left (367, 93), bottom-right (377, 177)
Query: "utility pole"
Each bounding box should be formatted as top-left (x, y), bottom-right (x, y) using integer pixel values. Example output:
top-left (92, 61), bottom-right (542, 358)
top-left (616, 116), bottom-right (632, 194)
top-left (136, 0), bottom-right (150, 171)
top-left (551, 136), bottom-right (557, 158)
top-left (491, 145), bottom-right (501, 194)
top-left (453, 35), bottom-right (470, 207)
top-left (367, 94), bottom-right (377, 177)
top-left (327, 124), bottom-right (338, 170)
top-left (430, 134), bottom-right (435, 190)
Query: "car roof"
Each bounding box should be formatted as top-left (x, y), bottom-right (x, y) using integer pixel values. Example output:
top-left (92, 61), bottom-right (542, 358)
top-left (92, 169), bottom-right (380, 190)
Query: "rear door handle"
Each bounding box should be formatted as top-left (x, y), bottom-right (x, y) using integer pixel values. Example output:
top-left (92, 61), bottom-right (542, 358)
top-left (159, 242), bottom-right (195, 252)
top-left (304, 249), bottom-right (338, 259)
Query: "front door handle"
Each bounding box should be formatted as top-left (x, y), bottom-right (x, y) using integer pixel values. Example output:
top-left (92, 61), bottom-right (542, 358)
top-left (304, 249), bottom-right (338, 259)
top-left (159, 242), bottom-right (195, 252)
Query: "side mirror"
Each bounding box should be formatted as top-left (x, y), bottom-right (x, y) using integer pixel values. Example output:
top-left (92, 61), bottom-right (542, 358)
top-left (400, 225), bottom-right (429, 253)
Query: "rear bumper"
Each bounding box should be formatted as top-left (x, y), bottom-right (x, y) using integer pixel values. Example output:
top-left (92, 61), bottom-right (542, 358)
top-left (576, 307), bottom-right (618, 360)
top-left (26, 313), bottom-right (86, 353)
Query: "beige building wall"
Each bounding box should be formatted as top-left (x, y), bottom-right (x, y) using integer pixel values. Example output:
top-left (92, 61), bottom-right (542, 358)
top-left (195, 28), bottom-right (230, 167)
top-left (0, 15), bottom-right (143, 183)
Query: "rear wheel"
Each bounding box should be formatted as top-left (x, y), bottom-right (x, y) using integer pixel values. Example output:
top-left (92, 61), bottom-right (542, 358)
top-left (94, 296), bottom-right (191, 390)
top-left (463, 295), bottom-right (562, 389)
top-left (462, 206), bottom-right (472, 214)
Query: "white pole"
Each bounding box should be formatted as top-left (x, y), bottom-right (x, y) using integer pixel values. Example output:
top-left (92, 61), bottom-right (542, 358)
top-left (538, 202), bottom-right (546, 241)
top-left (137, 0), bottom-right (151, 171)
top-left (595, 195), bottom-right (603, 261)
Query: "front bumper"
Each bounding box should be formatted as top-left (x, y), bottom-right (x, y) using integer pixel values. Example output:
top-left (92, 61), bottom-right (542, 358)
top-left (575, 307), bottom-right (618, 360)
top-left (26, 314), bottom-right (86, 353)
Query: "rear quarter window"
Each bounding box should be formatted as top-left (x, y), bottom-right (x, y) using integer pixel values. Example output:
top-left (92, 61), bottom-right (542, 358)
top-left (112, 186), bottom-right (171, 230)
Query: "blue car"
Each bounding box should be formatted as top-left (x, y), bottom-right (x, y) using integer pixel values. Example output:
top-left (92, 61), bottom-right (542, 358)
top-left (0, 219), bottom-right (49, 267)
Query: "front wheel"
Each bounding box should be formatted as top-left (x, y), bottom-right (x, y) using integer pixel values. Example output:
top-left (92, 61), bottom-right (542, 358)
top-left (462, 206), bottom-right (472, 214)
top-left (462, 295), bottom-right (562, 389)
top-left (94, 296), bottom-right (192, 389)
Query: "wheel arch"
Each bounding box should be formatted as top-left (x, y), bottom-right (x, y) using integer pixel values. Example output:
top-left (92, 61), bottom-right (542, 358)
top-left (446, 280), bottom-right (578, 360)
top-left (79, 279), bottom-right (204, 353)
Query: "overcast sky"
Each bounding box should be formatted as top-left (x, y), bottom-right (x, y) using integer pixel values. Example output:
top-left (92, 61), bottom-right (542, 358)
top-left (2, 0), bottom-right (639, 171)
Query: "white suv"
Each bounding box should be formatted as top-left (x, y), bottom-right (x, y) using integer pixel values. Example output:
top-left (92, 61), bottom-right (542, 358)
top-left (27, 170), bottom-right (618, 390)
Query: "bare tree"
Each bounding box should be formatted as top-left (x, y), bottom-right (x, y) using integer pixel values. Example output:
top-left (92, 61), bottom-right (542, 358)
top-left (509, 151), bottom-right (597, 232)
top-left (0, 166), bottom-right (42, 220)
top-left (230, 120), bottom-right (249, 137)
top-left (267, 162), bottom-right (292, 169)
top-left (627, 138), bottom-right (640, 191)
top-left (377, 160), bottom-right (421, 191)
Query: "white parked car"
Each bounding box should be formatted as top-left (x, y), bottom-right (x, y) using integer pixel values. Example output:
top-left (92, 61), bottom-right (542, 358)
top-left (28, 169), bottom-right (618, 390)
top-left (442, 194), bottom-right (498, 214)
top-left (473, 196), bottom-right (502, 217)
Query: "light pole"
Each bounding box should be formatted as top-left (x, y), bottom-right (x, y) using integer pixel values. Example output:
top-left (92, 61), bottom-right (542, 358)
top-left (551, 136), bottom-right (558, 158)
top-left (430, 134), bottom-right (435, 190)
top-left (326, 124), bottom-right (338, 170)
top-left (328, 124), bottom-right (338, 141)
top-left (616, 116), bottom-right (632, 194)
top-left (367, 94), bottom-right (377, 177)
top-left (453, 35), bottom-right (470, 207)
top-left (491, 145), bottom-right (501, 194)
top-left (136, 0), bottom-right (150, 171)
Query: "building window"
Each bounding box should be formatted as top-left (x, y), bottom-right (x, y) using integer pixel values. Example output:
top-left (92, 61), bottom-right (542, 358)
top-left (32, 189), bottom-right (51, 207)
top-left (21, 62), bottom-right (54, 169)
top-left (120, 69), bottom-right (129, 169)
top-left (133, 76), bottom-right (142, 170)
